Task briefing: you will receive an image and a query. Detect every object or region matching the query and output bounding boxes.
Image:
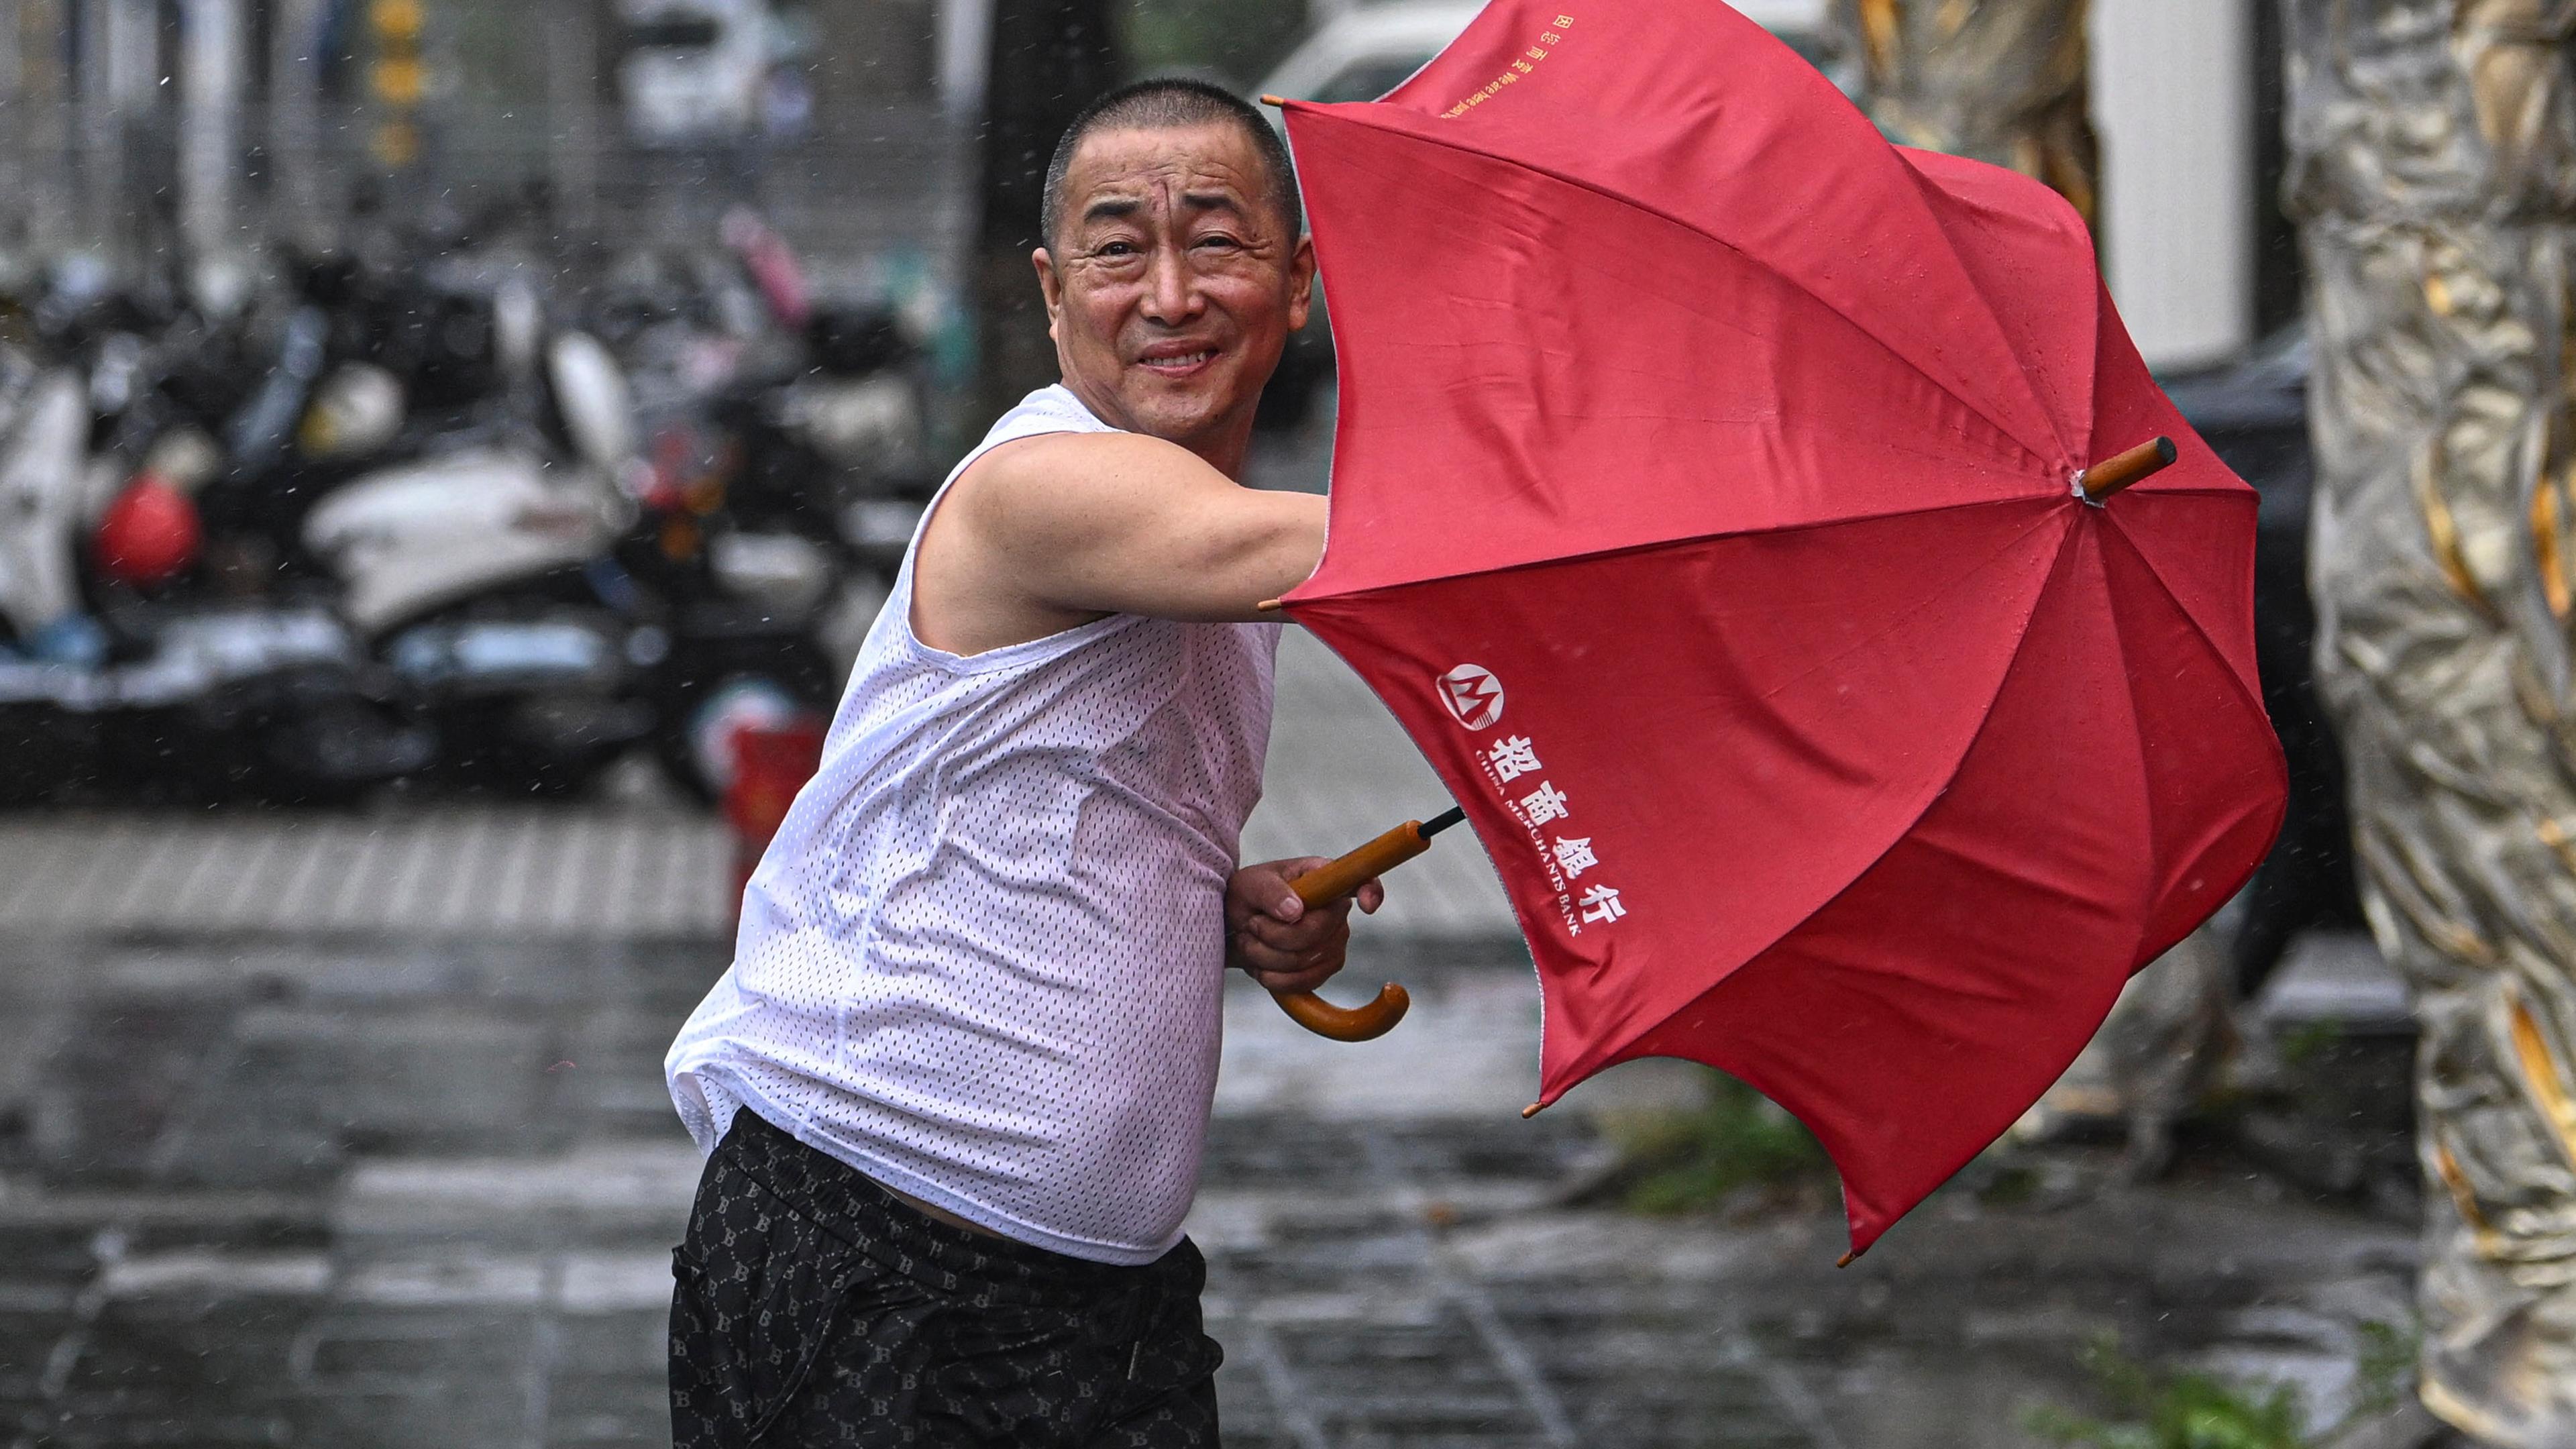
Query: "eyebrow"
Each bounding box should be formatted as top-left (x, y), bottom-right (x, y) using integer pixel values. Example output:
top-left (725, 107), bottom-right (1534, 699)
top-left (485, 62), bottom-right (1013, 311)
top-left (1077, 191), bottom-right (1250, 229)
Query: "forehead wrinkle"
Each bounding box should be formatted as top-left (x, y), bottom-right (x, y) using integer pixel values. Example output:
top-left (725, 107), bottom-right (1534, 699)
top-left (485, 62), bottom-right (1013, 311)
top-left (1070, 172), bottom-right (1265, 241)
top-left (1073, 138), bottom-right (1261, 196)
top-left (1054, 124), bottom-right (1290, 246)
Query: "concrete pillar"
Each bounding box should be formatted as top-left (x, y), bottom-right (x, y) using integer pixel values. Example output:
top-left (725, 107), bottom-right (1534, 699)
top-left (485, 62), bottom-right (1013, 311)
top-left (2287, 1), bottom-right (2576, 1442)
top-left (938, 0), bottom-right (994, 124)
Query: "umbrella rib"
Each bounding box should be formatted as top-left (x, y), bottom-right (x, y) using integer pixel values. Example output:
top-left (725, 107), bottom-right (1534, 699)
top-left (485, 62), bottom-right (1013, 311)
top-left (1541, 513), bottom-right (2093, 1093)
top-left (2096, 521), bottom-right (2163, 964)
top-left (1301, 493), bottom-right (2064, 603)
top-left (2100, 503), bottom-right (2272, 716)
top-left (1896, 151), bottom-right (2100, 454)
top-left (1299, 108), bottom-right (2065, 476)
top-left (2095, 509), bottom-right (2285, 964)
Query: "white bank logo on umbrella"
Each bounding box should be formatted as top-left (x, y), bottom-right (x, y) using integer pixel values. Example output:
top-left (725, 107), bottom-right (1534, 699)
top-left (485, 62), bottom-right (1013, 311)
top-left (1438, 664), bottom-right (1505, 730)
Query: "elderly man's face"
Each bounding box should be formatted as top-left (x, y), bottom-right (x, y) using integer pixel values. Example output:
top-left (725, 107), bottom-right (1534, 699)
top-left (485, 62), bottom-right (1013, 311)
top-left (1036, 122), bottom-right (1313, 461)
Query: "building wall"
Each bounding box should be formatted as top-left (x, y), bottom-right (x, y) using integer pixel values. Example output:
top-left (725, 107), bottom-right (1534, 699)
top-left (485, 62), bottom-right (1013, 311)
top-left (1, 0), bottom-right (967, 276)
top-left (2091, 0), bottom-right (2257, 369)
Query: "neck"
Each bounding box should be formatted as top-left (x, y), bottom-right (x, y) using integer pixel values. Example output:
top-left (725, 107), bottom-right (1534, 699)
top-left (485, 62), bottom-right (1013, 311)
top-left (1059, 379), bottom-right (1256, 481)
top-left (1179, 413), bottom-right (1256, 480)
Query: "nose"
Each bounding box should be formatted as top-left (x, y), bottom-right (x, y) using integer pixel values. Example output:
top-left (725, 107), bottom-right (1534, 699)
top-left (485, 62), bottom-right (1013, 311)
top-left (1139, 245), bottom-right (1201, 327)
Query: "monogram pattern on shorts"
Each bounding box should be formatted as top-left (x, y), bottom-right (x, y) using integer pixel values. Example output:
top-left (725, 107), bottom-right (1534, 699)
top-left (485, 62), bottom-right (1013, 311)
top-left (671, 1112), bottom-right (1223, 1448)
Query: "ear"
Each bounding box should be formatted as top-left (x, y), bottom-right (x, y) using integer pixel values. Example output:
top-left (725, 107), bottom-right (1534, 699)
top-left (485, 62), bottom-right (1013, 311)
top-left (1286, 234), bottom-right (1318, 333)
top-left (1033, 246), bottom-right (1063, 341)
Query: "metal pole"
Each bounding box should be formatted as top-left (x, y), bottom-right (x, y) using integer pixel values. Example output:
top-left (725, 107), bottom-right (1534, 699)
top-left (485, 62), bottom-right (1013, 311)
top-left (88, 0), bottom-right (158, 268)
top-left (81, 0), bottom-right (121, 258)
top-left (179, 0), bottom-right (242, 262)
top-left (271, 0), bottom-right (328, 248)
top-left (2288, 1), bottom-right (2576, 1443)
top-left (45, 0), bottom-right (80, 253)
top-left (545, 0), bottom-right (599, 235)
top-left (0, 1), bottom-right (21, 250)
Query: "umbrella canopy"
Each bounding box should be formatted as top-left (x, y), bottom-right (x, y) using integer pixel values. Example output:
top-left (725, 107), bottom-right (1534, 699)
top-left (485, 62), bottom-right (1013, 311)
top-left (1276, 0), bottom-right (2288, 1254)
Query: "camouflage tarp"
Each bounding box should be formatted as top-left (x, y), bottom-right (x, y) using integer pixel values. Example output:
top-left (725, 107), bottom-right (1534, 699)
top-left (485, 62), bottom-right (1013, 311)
top-left (1827, 0), bottom-right (2100, 227)
top-left (2287, 2), bottom-right (2576, 1442)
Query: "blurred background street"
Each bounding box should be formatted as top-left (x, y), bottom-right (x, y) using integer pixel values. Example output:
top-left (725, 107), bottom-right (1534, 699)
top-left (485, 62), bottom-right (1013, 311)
top-left (0, 0), bottom-right (2489, 1445)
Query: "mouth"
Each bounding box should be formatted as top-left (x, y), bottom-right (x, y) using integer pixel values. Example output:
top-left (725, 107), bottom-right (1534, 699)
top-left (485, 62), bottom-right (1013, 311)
top-left (1136, 345), bottom-right (1221, 377)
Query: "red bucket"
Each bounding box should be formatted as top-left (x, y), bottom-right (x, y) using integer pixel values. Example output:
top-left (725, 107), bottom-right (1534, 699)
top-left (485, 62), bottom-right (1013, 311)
top-left (722, 717), bottom-right (826, 921)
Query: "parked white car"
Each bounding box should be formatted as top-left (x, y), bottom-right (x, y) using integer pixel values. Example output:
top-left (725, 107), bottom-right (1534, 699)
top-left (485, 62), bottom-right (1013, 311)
top-left (1256, 0), bottom-right (1847, 111)
top-left (616, 0), bottom-right (774, 145)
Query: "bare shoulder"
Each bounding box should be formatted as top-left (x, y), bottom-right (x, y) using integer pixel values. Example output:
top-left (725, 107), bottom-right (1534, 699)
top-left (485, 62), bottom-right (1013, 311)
top-left (926, 427), bottom-right (1322, 629)
top-left (951, 431), bottom-right (1226, 533)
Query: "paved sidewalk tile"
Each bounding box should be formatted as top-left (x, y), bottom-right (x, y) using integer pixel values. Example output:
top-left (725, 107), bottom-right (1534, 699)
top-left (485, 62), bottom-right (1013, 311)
top-left (0, 629), bottom-right (1513, 945)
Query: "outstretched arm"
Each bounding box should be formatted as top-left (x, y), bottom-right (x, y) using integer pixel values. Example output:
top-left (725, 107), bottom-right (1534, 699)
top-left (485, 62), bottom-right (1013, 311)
top-left (940, 430), bottom-right (1324, 627)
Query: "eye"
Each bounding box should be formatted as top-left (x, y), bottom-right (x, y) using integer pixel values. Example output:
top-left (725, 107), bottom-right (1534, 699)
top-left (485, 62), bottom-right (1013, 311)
top-left (1193, 233), bottom-right (1243, 251)
top-left (1096, 240), bottom-right (1138, 258)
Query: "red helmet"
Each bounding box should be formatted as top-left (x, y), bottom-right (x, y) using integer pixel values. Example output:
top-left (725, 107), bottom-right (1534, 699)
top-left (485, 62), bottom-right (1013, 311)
top-left (93, 474), bottom-right (202, 587)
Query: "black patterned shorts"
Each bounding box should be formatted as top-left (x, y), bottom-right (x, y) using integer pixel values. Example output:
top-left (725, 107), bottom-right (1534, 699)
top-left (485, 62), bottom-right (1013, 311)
top-left (670, 1109), bottom-right (1224, 1448)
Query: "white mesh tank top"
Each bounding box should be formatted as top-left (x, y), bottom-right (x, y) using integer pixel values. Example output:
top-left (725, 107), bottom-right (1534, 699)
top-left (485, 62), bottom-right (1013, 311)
top-left (665, 384), bottom-right (1281, 1264)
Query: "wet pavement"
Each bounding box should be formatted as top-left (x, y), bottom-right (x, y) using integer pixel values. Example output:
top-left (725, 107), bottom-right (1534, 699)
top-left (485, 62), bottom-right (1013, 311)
top-left (0, 928), bottom-right (2427, 1449)
top-left (0, 525), bottom-right (2434, 1447)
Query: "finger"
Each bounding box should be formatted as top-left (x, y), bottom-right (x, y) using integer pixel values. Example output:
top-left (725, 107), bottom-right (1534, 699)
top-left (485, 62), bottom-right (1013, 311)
top-left (1236, 918), bottom-right (1350, 976)
top-left (1237, 938), bottom-right (1321, 979)
top-left (1256, 966), bottom-right (1338, 996)
top-left (1267, 857), bottom-right (1335, 922)
top-left (1356, 877), bottom-right (1385, 915)
top-left (1243, 904), bottom-right (1351, 951)
top-left (1250, 951), bottom-right (1348, 996)
top-left (1228, 864), bottom-right (1303, 925)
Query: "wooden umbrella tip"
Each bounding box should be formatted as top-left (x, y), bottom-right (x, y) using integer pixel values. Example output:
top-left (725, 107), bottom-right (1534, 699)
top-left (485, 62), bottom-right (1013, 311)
top-left (1521, 1101), bottom-right (1549, 1120)
top-left (1836, 1249), bottom-right (1858, 1269)
top-left (2080, 435), bottom-right (2184, 504)
top-left (1256, 598), bottom-right (1284, 613)
top-left (1259, 94), bottom-right (1289, 107)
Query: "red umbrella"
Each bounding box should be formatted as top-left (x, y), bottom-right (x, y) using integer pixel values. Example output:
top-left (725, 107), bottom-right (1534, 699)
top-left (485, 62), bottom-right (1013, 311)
top-left (1264, 0), bottom-right (2287, 1258)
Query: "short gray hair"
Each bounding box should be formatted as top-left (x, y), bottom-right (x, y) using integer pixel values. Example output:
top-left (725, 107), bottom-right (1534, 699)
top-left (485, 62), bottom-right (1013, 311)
top-left (1039, 78), bottom-right (1301, 249)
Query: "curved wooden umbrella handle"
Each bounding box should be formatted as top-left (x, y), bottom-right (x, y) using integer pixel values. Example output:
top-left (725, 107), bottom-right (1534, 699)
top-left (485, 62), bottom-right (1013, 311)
top-left (1269, 820), bottom-right (1434, 1042)
top-left (1273, 979), bottom-right (1413, 1042)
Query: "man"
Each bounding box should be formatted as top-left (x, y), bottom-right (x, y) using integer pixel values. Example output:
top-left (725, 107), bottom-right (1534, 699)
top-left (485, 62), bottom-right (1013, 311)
top-left (664, 78), bottom-right (1376, 1448)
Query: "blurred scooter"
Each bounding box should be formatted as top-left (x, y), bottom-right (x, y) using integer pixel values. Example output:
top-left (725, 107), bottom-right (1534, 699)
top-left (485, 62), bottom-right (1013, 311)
top-left (302, 329), bottom-right (659, 794)
top-left (0, 339), bottom-right (429, 804)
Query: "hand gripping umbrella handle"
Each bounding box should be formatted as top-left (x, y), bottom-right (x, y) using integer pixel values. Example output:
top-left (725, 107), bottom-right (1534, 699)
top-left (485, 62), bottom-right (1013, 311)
top-left (1270, 816), bottom-right (1455, 1042)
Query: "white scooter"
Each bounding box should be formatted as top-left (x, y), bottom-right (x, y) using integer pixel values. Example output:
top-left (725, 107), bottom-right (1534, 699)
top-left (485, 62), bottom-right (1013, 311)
top-left (298, 329), bottom-right (659, 793)
top-left (0, 344), bottom-right (429, 803)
